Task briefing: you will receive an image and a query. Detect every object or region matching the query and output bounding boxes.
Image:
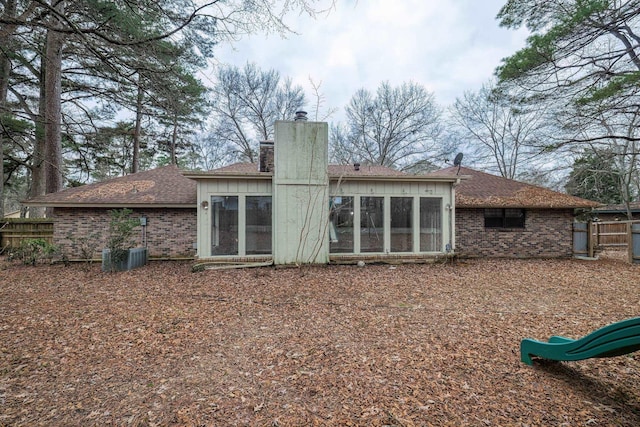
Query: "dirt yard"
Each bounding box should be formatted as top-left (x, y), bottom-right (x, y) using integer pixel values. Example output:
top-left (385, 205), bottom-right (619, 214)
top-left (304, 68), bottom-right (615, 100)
top-left (1, 255), bottom-right (639, 426)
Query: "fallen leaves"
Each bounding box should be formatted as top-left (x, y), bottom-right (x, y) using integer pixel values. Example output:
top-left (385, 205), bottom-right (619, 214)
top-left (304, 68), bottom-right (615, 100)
top-left (0, 255), bottom-right (638, 426)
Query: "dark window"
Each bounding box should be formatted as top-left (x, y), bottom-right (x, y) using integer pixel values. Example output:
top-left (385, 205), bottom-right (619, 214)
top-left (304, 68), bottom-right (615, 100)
top-left (246, 196), bottom-right (272, 255)
top-left (484, 208), bottom-right (525, 228)
top-left (361, 197), bottom-right (384, 252)
top-left (330, 196), bottom-right (354, 254)
top-left (390, 197), bottom-right (413, 252)
top-left (211, 196), bottom-right (238, 255)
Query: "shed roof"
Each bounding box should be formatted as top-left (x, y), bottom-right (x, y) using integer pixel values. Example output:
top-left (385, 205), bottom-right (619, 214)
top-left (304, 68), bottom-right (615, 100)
top-left (24, 165), bottom-right (196, 208)
top-left (433, 166), bottom-right (600, 209)
top-left (595, 202), bottom-right (640, 214)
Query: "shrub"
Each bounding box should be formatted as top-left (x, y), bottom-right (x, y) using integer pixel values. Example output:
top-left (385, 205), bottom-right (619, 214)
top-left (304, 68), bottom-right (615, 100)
top-left (10, 239), bottom-right (59, 266)
top-left (67, 232), bottom-right (101, 264)
top-left (105, 209), bottom-right (139, 272)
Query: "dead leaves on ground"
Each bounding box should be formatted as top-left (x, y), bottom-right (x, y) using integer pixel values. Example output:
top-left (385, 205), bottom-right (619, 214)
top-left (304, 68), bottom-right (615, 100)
top-left (0, 256), bottom-right (639, 426)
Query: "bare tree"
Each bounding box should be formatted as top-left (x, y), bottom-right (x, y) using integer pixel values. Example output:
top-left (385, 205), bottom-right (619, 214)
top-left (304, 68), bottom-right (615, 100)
top-left (208, 62), bottom-right (305, 163)
top-left (449, 81), bottom-right (550, 179)
top-left (330, 81), bottom-right (443, 171)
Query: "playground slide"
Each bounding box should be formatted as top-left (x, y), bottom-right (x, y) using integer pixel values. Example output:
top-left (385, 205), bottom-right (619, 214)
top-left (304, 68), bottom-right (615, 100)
top-left (520, 317), bottom-right (640, 365)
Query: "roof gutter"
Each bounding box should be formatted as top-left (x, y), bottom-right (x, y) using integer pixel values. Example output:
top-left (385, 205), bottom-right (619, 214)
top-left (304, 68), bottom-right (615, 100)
top-left (21, 202), bottom-right (197, 209)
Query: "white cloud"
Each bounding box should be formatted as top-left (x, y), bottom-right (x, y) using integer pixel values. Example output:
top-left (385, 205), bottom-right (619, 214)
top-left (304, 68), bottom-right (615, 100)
top-left (211, 0), bottom-right (529, 121)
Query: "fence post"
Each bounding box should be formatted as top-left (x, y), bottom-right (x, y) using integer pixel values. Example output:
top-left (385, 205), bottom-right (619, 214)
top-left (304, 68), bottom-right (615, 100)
top-left (588, 221), bottom-right (595, 258)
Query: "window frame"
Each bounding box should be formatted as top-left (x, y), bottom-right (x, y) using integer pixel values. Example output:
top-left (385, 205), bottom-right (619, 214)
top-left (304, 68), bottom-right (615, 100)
top-left (484, 208), bottom-right (526, 229)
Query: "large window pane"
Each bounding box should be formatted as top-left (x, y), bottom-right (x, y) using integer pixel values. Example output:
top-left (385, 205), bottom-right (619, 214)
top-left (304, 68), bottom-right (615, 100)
top-left (504, 209), bottom-right (526, 228)
top-left (420, 198), bottom-right (442, 252)
top-left (391, 197), bottom-right (412, 252)
top-left (361, 197), bottom-right (384, 253)
top-left (246, 196), bottom-right (272, 255)
top-left (484, 208), bottom-right (505, 228)
top-left (330, 196), bottom-right (354, 253)
top-left (211, 196), bottom-right (238, 255)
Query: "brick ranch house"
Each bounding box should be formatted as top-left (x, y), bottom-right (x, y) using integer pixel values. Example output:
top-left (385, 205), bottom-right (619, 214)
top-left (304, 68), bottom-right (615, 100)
top-left (25, 118), bottom-right (462, 264)
top-left (24, 165), bottom-right (198, 259)
top-left (434, 166), bottom-right (600, 258)
top-left (24, 120), bottom-right (598, 262)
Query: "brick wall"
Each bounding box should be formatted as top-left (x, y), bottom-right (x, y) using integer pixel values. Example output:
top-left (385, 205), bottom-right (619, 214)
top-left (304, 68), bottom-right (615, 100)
top-left (455, 208), bottom-right (574, 258)
top-left (53, 207), bottom-right (197, 259)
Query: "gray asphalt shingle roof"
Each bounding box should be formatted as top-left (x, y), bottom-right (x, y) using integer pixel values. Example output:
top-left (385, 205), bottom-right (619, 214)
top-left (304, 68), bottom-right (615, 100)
top-left (24, 165), bottom-right (196, 207)
top-left (433, 166), bottom-right (600, 209)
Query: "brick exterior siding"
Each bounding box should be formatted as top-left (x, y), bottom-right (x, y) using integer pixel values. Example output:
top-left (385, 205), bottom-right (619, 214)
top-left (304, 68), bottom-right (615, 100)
top-left (52, 206), bottom-right (575, 260)
top-left (455, 208), bottom-right (575, 258)
top-left (53, 207), bottom-right (197, 260)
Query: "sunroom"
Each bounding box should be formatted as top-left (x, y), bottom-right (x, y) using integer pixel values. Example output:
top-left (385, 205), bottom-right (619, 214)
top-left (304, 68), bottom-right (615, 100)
top-left (185, 118), bottom-right (462, 265)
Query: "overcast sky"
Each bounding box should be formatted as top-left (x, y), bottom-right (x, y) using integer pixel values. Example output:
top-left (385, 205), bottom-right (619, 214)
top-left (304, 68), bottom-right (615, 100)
top-left (205, 0), bottom-right (529, 122)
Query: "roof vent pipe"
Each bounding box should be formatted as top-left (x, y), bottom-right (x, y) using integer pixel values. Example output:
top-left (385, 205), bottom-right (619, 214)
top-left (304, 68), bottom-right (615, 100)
top-left (294, 111), bottom-right (308, 121)
top-left (354, 163), bottom-right (360, 171)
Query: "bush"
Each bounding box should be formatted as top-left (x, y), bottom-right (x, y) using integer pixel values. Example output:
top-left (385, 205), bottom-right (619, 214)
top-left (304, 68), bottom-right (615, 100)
top-left (105, 209), bottom-right (140, 272)
top-left (9, 239), bottom-right (59, 265)
top-left (67, 232), bottom-right (101, 264)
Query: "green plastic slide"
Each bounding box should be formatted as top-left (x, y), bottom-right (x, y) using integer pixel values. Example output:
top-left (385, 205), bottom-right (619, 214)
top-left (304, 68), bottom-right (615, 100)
top-left (520, 317), bottom-right (640, 365)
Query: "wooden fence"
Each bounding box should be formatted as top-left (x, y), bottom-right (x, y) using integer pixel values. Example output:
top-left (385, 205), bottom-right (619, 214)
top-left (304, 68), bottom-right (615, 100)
top-left (1, 219), bottom-right (54, 251)
top-left (590, 221), bottom-right (633, 248)
top-left (589, 220), bottom-right (640, 261)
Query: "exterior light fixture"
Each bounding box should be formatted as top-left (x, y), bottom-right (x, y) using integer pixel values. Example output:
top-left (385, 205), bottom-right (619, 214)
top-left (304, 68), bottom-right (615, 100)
top-left (201, 200), bottom-right (209, 210)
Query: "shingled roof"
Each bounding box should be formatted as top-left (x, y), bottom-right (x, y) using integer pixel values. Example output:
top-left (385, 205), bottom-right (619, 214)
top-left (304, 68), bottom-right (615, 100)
top-left (435, 166), bottom-right (600, 209)
top-left (185, 162), bottom-right (409, 178)
top-left (24, 165), bottom-right (196, 208)
top-left (595, 201), bottom-right (640, 214)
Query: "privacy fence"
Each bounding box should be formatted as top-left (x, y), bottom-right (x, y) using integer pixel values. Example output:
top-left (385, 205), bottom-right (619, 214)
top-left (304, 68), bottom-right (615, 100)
top-left (577, 220), bottom-right (640, 263)
top-left (0, 219), bottom-right (54, 251)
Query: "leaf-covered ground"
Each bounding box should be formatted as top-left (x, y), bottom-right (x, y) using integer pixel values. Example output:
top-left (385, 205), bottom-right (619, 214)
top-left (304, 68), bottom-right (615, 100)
top-left (1, 254), bottom-right (639, 426)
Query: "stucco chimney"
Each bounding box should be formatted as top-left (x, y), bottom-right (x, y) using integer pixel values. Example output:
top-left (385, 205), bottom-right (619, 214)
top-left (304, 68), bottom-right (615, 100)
top-left (259, 140), bottom-right (274, 172)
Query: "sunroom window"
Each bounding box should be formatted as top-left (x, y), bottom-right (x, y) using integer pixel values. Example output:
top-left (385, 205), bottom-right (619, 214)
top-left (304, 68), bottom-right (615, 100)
top-left (420, 198), bottom-right (442, 251)
top-left (361, 196), bottom-right (384, 253)
top-left (246, 196), bottom-right (272, 255)
top-left (390, 197), bottom-right (413, 252)
top-left (211, 196), bottom-right (238, 255)
top-left (330, 196), bottom-right (354, 253)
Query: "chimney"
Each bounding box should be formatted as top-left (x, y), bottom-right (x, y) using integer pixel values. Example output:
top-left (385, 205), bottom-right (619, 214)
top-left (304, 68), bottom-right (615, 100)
top-left (259, 140), bottom-right (274, 172)
top-left (294, 111), bottom-right (308, 121)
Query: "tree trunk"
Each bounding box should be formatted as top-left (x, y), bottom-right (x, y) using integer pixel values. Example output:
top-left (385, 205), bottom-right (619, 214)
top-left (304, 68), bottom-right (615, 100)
top-left (0, 0), bottom-right (17, 219)
top-left (0, 53), bottom-right (7, 218)
top-left (27, 47), bottom-right (48, 218)
top-left (171, 114), bottom-right (178, 165)
top-left (43, 1), bottom-right (65, 196)
top-left (132, 75), bottom-right (143, 173)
